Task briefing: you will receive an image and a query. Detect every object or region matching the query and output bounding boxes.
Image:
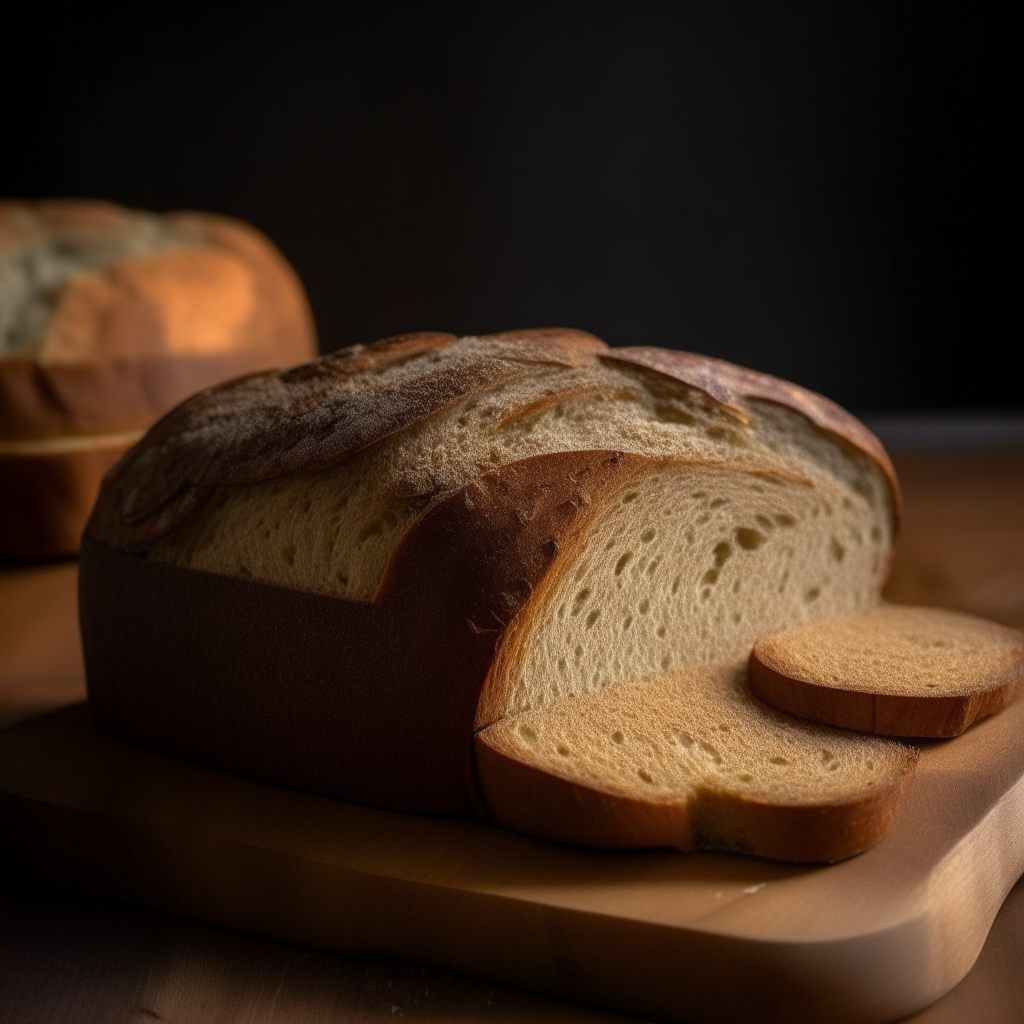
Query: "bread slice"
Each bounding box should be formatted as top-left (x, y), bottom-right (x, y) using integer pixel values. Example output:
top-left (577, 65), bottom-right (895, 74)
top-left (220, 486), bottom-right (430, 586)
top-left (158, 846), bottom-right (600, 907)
top-left (476, 662), bottom-right (917, 863)
top-left (0, 198), bottom-right (316, 557)
top-left (83, 330), bottom-right (913, 860)
top-left (749, 605), bottom-right (1024, 737)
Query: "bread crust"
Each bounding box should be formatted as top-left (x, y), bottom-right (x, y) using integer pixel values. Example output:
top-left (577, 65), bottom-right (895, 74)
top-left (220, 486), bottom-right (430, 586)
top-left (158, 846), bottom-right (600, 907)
top-left (85, 330), bottom-right (900, 555)
top-left (85, 329), bottom-right (605, 551)
top-left (603, 347), bottom-right (901, 527)
top-left (749, 638), bottom-right (1024, 738)
top-left (1, 200), bottom-right (317, 556)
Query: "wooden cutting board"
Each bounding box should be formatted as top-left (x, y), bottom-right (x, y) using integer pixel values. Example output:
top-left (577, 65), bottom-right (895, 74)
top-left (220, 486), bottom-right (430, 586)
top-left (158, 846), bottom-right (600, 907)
top-left (2, 700), bottom-right (1023, 1024)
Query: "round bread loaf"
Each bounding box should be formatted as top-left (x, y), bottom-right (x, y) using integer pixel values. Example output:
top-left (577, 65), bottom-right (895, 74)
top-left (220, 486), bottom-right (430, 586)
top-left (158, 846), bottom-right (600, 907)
top-left (0, 199), bottom-right (317, 558)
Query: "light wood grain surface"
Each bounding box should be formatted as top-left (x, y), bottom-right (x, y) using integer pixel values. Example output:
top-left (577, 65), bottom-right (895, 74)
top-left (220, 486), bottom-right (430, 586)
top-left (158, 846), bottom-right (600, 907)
top-left (1, 449), bottom-right (1023, 1023)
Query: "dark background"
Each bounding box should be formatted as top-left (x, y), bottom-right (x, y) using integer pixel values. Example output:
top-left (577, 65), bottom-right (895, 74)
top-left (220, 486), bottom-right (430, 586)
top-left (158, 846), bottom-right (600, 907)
top-left (2, 3), bottom-right (1019, 412)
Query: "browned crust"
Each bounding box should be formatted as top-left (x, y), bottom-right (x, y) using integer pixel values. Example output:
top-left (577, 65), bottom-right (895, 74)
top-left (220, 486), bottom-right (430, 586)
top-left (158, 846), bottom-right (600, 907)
top-left (0, 444), bottom-right (132, 559)
top-left (0, 200), bottom-right (317, 441)
top-left (475, 726), bottom-right (917, 863)
top-left (84, 329), bottom-right (610, 551)
top-left (748, 644), bottom-right (1024, 739)
top-left (603, 347), bottom-right (902, 529)
top-left (486, 326), bottom-right (609, 354)
top-left (84, 330), bottom-right (900, 559)
top-left (474, 730), bottom-right (698, 850)
top-left (82, 450), bottom-right (645, 814)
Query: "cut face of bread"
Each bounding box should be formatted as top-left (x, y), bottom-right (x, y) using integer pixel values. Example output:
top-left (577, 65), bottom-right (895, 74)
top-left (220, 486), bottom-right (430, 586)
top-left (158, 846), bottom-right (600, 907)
top-left (147, 444), bottom-right (429, 601)
top-left (477, 461), bottom-right (887, 725)
top-left (749, 605), bottom-right (1024, 737)
top-left (475, 663), bottom-right (917, 863)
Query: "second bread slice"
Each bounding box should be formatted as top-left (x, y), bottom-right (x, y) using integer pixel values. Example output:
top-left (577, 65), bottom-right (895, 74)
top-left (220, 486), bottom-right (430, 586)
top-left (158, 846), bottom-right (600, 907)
top-left (748, 605), bottom-right (1024, 738)
top-left (475, 662), bottom-right (917, 863)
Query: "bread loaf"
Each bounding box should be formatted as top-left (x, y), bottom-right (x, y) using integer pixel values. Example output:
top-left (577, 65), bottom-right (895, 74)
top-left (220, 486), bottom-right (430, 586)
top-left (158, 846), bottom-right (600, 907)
top-left (82, 328), bottom-right (917, 861)
top-left (0, 199), bottom-right (317, 558)
top-left (749, 605), bottom-right (1024, 737)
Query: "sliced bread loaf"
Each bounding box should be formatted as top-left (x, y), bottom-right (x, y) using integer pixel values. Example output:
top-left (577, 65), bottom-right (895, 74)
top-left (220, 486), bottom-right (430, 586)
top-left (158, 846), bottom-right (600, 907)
top-left (83, 329), bottom-right (914, 861)
top-left (749, 605), bottom-right (1024, 737)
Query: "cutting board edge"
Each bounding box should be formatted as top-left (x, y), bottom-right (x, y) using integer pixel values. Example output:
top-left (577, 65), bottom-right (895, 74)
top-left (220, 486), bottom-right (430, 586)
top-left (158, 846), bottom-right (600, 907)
top-left (3, 775), bottom-right (1022, 1024)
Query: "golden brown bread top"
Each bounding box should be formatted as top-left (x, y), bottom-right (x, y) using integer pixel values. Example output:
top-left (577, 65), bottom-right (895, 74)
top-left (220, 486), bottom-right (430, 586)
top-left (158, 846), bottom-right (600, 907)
top-left (604, 347), bottom-right (899, 523)
top-left (86, 329), bottom-right (899, 552)
top-left (0, 199), bottom-right (316, 439)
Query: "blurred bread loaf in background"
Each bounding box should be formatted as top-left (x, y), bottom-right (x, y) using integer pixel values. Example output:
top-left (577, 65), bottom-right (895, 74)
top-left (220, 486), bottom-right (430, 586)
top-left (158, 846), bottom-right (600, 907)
top-left (0, 199), bottom-right (317, 559)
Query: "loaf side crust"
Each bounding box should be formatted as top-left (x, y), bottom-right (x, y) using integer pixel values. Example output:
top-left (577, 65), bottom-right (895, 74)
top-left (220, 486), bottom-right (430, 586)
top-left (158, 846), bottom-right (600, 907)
top-left (83, 450), bottom-right (649, 813)
top-left (0, 442), bottom-right (132, 558)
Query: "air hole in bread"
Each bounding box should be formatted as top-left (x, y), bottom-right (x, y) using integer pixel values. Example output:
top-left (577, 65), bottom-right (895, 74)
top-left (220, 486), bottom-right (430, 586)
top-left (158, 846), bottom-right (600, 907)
top-left (700, 741), bottom-right (722, 763)
top-left (519, 724), bottom-right (538, 745)
top-left (735, 528), bottom-right (765, 550)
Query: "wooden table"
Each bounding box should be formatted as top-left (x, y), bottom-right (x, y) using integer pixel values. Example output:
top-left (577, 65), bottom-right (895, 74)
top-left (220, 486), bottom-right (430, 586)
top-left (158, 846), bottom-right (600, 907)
top-left (2, 449), bottom-right (1022, 1023)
